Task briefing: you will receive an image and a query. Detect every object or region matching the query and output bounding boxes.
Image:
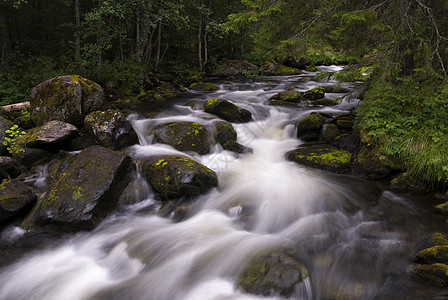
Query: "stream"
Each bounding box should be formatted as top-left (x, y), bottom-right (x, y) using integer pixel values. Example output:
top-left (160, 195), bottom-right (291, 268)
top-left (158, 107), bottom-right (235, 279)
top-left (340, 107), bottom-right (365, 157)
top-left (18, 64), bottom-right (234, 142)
top-left (1, 66), bottom-right (448, 299)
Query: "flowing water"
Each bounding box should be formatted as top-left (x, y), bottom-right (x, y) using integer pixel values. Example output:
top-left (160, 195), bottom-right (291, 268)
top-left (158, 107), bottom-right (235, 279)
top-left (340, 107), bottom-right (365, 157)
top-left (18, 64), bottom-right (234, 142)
top-left (1, 67), bottom-right (448, 299)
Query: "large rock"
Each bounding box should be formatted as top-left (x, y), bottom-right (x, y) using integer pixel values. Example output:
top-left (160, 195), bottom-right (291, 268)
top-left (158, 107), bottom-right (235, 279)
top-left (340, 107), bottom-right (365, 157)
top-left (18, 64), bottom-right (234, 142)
top-left (0, 156), bottom-right (24, 181)
top-left (297, 113), bottom-right (327, 141)
top-left (0, 179), bottom-right (37, 222)
top-left (259, 62), bottom-right (302, 76)
top-left (287, 144), bottom-right (352, 173)
top-left (0, 116), bottom-right (14, 155)
top-left (205, 98), bottom-right (252, 123)
top-left (352, 146), bottom-right (399, 180)
top-left (283, 56), bottom-right (307, 70)
top-left (30, 75), bottom-right (104, 127)
top-left (238, 247), bottom-right (309, 297)
top-left (411, 263), bottom-right (448, 287)
top-left (415, 246), bottom-right (448, 265)
top-left (152, 122), bottom-right (211, 155)
top-left (214, 121), bottom-right (237, 145)
top-left (18, 120), bottom-right (79, 150)
top-left (303, 87), bottom-right (325, 100)
top-left (22, 146), bottom-right (134, 231)
top-left (267, 91), bottom-right (301, 105)
top-left (213, 59), bottom-right (259, 77)
top-left (141, 155), bottom-right (218, 200)
top-left (84, 109), bottom-right (138, 150)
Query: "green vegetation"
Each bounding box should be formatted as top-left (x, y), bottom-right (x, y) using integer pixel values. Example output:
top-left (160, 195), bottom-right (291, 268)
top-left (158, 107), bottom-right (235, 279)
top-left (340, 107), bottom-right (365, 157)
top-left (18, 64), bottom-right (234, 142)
top-left (2, 125), bottom-right (26, 156)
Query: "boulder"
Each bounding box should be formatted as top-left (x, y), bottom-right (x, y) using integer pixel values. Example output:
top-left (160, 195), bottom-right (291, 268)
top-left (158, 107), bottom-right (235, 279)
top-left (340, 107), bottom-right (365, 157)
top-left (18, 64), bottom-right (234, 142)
top-left (429, 233), bottom-right (448, 246)
top-left (352, 146), bottom-right (399, 180)
top-left (333, 132), bottom-right (361, 154)
top-left (415, 246), bottom-right (448, 265)
top-left (22, 146), bottom-right (134, 231)
top-left (390, 172), bottom-right (426, 192)
top-left (275, 65), bottom-right (303, 76)
top-left (17, 120), bottom-right (79, 151)
top-left (204, 98), bottom-right (252, 123)
top-left (213, 59), bottom-right (259, 77)
top-left (411, 263), bottom-right (448, 287)
top-left (0, 179), bottom-right (37, 222)
top-left (322, 124), bottom-right (340, 142)
top-left (30, 75), bottom-right (104, 127)
top-left (297, 113), bottom-right (327, 141)
top-left (0, 156), bottom-right (24, 181)
top-left (152, 122), bottom-right (211, 155)
top-left (259, 61), bottom-right (277, 76)
top-left (303, 87), bottom-right (325, 100)
top-left (14, 148), bottom-right (55, 169)
top-left (84, 109), bottom-right (138, 150)
top-left (141, 155), bottom-right (218, 200)
top-left (189, 82), bottom-right (219, 91)
top-left (222, 140), bottom-right (253, 154)
top-left (0, 116), bottom-right (14, 155)
top-left (268, 91), bottom-right (301, 104)
top-left (238, 247), bottom-right (309, 297)
top-left (287, 144), bottom-right (352, 173)
top-left (283, 57), bottom-right (307, 70)
top-left (214, 121), bottom-right (237, 145)
top-left (435, 201), bottom-right (448, 215)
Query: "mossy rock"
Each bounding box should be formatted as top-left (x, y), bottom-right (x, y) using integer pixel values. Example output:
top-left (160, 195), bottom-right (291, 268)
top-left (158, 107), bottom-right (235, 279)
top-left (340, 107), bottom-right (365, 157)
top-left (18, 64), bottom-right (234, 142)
top-left (238, 247), bottom-right (309, 297)
top-left (297, 113), bottom-right (327, 141)
top-left (14, 147), bottom-right (55, 169)
top-left (140, 155), bottom-right (218, 200)
top-left (204, 98), bottom-right (252, 123)
top-left (411, 263), bottom-right (448, 287)
top-left (322, 124), bottom-right (340, 142)
top-left (312, 98), bottom-right (338, 106)
top-left (0, 179), bottom-right (36, 222)
top-left (332, 133), bottom-right (361, 155)
top-left (274, 65), bottom-right (303, 76)
top-left (214, 121), bottom-right (237, 145)
top-left (0, 116), bottom-right (14, 155)
top-left (22, 146), bottom-right (134, 231)
top-left (0, 156), bottom-right (24, 181)
top-left (429, 233), bottom-right (448, 246)
top-left (322, 86), bottom-right (351, 93)
top-left (213, 59), bottom-right (258, 77)
top-left (268, 91), bottom-right (301, 103)
top-left (259, 61), bottom-right (277, 75)
top-left (84, 109), bottom-right (138, 150)
top-left (415, 245), bottom-right (448, 265)
top-left (30, 75), bottom-right (104, 127)
top-left (435, 201), bottom-right (448, 215)
top-left (152, 122), bottom-right (211, 155)
top-left (352, 146), bottom-right (399, 180)
top-left (390, 172), bottom-right (426, 192)
top-left (189, 82), bottom-right (219, 91)
top-left (267, 99), bottom-right (300, 107)
top-left (287, 144), bottom-right (352, 173)
top-left (304, 87), bottom-right (325, 100)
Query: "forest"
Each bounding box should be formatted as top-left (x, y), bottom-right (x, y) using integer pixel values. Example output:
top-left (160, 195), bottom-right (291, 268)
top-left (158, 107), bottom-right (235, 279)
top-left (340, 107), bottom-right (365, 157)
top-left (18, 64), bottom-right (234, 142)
top-left (1, 0), bottom-right (448, 190)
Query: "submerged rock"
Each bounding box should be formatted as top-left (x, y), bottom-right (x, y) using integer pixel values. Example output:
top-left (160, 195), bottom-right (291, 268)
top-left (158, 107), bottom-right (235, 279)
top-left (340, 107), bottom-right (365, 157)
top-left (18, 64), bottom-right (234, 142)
top-left (84, 109), bottom-right (138, 150)
top-left (141, 155), bottom-right (218, 200)
top-left (152, 122), bottom-right (211, 155)
top-left (18, 120), bottom-right (79, 150)
top-left (22, 146), bottom-right (134, 231)
top-left (222, 140), bottom-right (253, 154)
top-left (30, 75), bottom-right (104, 127)
top-left (204, 98), bottom-right (252, 123)
top-left (287, 144), bottom-right (352, 173)
top-left (0, 179), bottom-right (37, 222)
top-left (238, 247), bottom-right (309, 297)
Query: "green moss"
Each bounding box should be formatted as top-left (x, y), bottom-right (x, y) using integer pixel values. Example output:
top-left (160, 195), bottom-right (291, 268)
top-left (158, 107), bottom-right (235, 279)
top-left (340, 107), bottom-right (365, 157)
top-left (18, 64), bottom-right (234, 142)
top-left (274, 65), bottom-right (302, 76)
top-left (206, 98), bottom-right (221, 107)
top-left (304, 87), bottom-right (325, 100)
top-left (189, 82), bottom-right (219, 91)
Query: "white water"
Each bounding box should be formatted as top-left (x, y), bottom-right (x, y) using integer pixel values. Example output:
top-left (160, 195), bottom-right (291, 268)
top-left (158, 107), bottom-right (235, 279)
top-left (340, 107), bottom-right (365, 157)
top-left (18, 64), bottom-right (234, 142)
top-left (0, 72), bottom-right (445, 299)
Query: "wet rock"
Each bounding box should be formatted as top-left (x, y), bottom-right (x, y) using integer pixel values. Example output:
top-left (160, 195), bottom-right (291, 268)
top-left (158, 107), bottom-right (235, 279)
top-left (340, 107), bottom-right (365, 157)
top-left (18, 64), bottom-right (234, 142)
top-left (390, 172), bottom-right (426, 192)
top-left (141, 155), bottom-right (218, 200)
top-left (238, 247), bottom-right (309, 297)
top-left (14, 148), bottom-right (55, 169)
top-left (213, 59), bottom-right (259, 77)
top-left (274, 65), bottom-right (303, 76)
top-left (333, 132), bottom-right (361, 154)
top-left (0, 156), bottom-right (24, 181)
top-left (67, 129), bottom-right (98, 151)
top-left (411, 263), bottom-right (448, 287)
top-left (322, 124), bottom-right (340, 142)
top-left (429, 233), bottom-right (448, 246)
top-left (214, 121), bottom-right (237, 145)
top-left (287, 144), bottom-right (352, 173)
top-left (84, 109), bottom-right (138, 150)
top-left (435, 201), bottom-right (448, 215)
top-left (297, 113), bottom-right (327, 141)
top-left (204, 98), bottom-right (252, 123)
top-left (322, 85), bottom-right (351, 93)
top-left (222, 140), bottom-right (253, 154)
top-left (189, 82), bottom-right (219, 91)
top-left (268, 91), bottom-right (301, 104)
top-left (267, 99), bottom-right (300, 107)
top-left (22, 146), bottom-right (134, 231)
top-left (352, 146), bottom-right (399, 180)
top-left (17, 120), bottom-right (79, 151)
top-left (311, 98), bottom-right (338, 106)
top-left (283, 56), bottom-right (307, 70)
top-left (303, 87), bottom-right (325, 100)
top-left (0, 179), bottom-right (37, 222)
top-left (415, 246), bottom-right (448, 265)
top-left (30, 75), bottom-right (104, 127)
top-left (259, 61), bottom-right (277, 76)
top-left (333, 113), bottom-right (356, 132)
top-left (0, 116), bottom-right (14, 155)
top-left (152, 122), bottom-right (211, 155)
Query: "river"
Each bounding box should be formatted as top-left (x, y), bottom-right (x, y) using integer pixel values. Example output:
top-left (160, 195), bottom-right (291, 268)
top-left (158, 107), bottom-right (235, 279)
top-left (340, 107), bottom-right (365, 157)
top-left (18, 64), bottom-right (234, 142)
top-left (0, 66), bottom-right (447, 299)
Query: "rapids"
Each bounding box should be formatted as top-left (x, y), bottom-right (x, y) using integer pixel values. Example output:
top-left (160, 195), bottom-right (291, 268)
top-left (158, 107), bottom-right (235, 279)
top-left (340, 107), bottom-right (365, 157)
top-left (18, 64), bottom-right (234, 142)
top-left (1, 66), bottom-right (448, 299)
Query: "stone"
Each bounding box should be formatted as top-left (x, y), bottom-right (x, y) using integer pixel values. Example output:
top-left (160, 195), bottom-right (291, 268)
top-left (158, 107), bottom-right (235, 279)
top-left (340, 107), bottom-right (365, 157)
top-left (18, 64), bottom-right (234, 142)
top-left (322, 124), bottom-right (340, 142)
top-left (415, 245), bottom-right (448, 265)
top-left (304, 87), bottom-right (325, 100)
top-left (352, 146), bottom-right (399, 180)
top-left (0, 179), bottom-right (36, 222)
top-left (18, 120), bottom-right (79, 150)
top-left (297, 113), bottom-right (327, 141)
top-left (214, 121), bottom-right (237, 145)
top-left (222, 140), bottom-right (253, 154)
top-left (204, 98), bottom-right (252, 123)
top-left (0, 156), bottom-right (24, 181)
top-left (411, 263), bottom-right (448, 287)
top-left (268, 91), bottom-right (301, 104)
top-left (189, 82), bottom-right (219, 91)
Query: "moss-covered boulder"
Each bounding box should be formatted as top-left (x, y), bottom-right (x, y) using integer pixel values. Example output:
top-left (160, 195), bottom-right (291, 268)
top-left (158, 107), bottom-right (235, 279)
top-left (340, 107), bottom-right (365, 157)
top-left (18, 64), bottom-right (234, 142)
top-left (268, 91), bottom-right (301, 104)
top-left (322, 124), bottom-right (341, 142)
top-left (430, 233), bottom-right (448, 246)
top-left (30, 75), bottom-right (104, 127)
top-left (435, 201), bottom-right (448, 215)
top-left (189, 82), bottom-right (220, 91)
top-left (18, 120), bottom-right (79, 151)
top-left (0, 116), bottom-right (14, 155)
top-left (22, 146), bottom-right (134, 231)
top-left (259, 61), bottom-right (277, 75)
top-left (275, 65), bottom-right (303, 76)
top-left (238, 247), bottom-right (309, 297)
top-left (204, 98), bottom-right (252, 123)
top-left (214, 121), bottom-right (237, 145)
top-left (390, 172), bottom-right (426, 192)
top-left (141, 155), bottom-right (218, 200)
top-left (0, 179), bottom-right (37, 222)
top-left (304, 87), bottom-right (325, 100)
top-left (287, 144), bottom-right (352, 173)
top-left (312, 98), bottom-right (338, 106)
top-left (411, 263), bottom-right (448, 287)
top-left (352, 146), bottom-right (399, 180)
top-left (84, 109), bottom-right (138, 150)
top-left (0, 156), bottom-right (24, 181)
top-left (415, 246), bottom-right (448, 265)
top-left (152, 122), bottom-right (211, 155)
top-left (213, 59), bottom-right (259, 77)
top-left (297, 113), bottom-right (327, 141)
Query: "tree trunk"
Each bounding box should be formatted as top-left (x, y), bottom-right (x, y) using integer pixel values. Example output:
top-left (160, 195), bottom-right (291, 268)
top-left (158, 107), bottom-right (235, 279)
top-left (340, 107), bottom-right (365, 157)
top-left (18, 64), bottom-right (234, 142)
top-left (0, 8), bottom-right (12, 67)
top-left (155, 19), bottom-right (162, 69)
top-left (198, 12), bottom-right (203, 72)
top-left (75, 0), bottom-right (80, 60)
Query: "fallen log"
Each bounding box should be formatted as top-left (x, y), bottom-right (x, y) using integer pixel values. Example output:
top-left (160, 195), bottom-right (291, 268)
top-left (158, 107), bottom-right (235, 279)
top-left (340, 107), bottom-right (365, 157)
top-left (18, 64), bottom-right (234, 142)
top-left (1, 101), bottom-right (30, 112)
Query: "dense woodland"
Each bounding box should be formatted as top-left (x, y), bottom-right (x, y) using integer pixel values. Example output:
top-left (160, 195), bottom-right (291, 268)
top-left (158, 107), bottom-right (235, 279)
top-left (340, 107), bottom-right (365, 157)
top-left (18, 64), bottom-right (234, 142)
top-left (1, 0), bottom-right (448, 192)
